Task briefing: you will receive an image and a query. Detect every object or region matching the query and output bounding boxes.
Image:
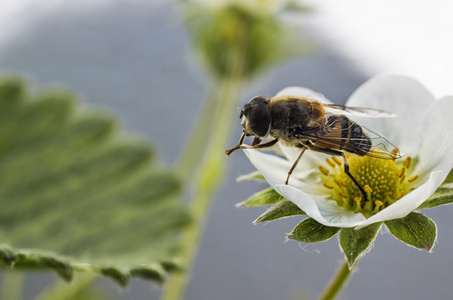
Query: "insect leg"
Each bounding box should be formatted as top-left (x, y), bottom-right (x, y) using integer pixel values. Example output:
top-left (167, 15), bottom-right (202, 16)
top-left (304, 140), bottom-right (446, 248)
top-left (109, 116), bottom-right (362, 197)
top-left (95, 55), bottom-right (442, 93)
top-left (304, 144), bottom-right (368, 201)
top-left (252, 137), bottom-right (262, 146)
top-left (285, 147), bottom-right (307, 185)
top-left (341, 152), bottom-right (368, 201)
top-left (225, 136), bottom-right (278, 157)
top-left (224, 133), bottom-right (246, 156)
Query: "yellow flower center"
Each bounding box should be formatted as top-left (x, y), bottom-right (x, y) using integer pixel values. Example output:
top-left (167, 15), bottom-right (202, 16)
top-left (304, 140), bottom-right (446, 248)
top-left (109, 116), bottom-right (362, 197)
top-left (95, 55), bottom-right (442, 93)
top-left (318, 155), bottom-right (419, 218)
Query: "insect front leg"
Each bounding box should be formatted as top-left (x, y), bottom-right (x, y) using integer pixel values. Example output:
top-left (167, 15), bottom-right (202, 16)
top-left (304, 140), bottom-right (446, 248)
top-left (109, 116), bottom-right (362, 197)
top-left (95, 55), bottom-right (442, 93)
top-left (224, 135), bottom-right (278, 157)
top-left (224, 133), bottom-right (246, 156)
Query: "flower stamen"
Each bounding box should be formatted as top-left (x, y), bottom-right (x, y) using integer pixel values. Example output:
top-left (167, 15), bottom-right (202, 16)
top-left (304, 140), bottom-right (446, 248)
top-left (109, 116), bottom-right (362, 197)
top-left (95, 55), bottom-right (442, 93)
top-left (398, 167), bottom-right (405, 178)
top-left (316, 154), bottom-right (420, 218)
top-left (325, 158), bottom-right (336, 167)
top-left (408, 175), bottom-right (419, 182)
top-left (403, 156), bottom-right (412, 169)
top-left (333, 178), bottom-right (343, 187)
top-left (318, 165), bottom-right (330, 176)
top-left (331, 156), bottom-right (342, 165)
top-left (323, 183), bottom-right (334, 189)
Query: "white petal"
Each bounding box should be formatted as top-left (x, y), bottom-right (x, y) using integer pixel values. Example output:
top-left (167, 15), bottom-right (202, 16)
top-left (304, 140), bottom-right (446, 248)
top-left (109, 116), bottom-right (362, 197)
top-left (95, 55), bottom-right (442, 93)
top-left (276, 86), bottom-right (333, 104)
top-left (243, 149), bottom-right (322, 192)
top-left (274, 184), bottom-right (367, 227)
top-left (244, 149), bottom-right (368, 228)
top-left (356, 170), bottom-right (445, 229)
top-left (278, 143), bottom-right (301, 162)
top-left (346, 75), bottom-right (436, 155)
top-left (416, 96), bottom-right (453, 181)
top-left (243, 149), bottom-right (292, 187)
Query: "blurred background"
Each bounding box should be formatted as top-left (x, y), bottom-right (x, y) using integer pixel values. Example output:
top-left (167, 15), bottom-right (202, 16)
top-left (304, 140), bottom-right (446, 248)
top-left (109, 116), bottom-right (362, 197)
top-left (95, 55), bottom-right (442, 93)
top-left (1, 0), bottom-right (453, 299)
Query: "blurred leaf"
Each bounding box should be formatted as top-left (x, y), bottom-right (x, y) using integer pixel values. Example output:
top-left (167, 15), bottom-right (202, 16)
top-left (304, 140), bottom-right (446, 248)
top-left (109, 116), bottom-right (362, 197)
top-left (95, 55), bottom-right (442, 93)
top-left (417, 186), bottom-right (453, 210)
top-left (385, 212), bottom-right (437, 251)
top-left (288, 218), bottom-right (339, 243)
top-left (339, 223), bottom-right (382, 268)
top-left (255, 199), bottom-right (305, 223)
top-left (0, 77), bottom-right (190, 287)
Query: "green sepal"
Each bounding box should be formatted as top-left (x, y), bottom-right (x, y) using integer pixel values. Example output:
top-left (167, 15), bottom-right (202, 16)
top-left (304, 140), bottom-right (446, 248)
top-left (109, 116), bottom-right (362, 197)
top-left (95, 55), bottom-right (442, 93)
top-left (339, 222), bottom-right (382, 268)
top-left (385, 212), bottom-right (437, 251)
top-left (237, 171), bottom-right (265, 182)
top-left (288, 218), bottom-right (340, 243)
top-left (417, 187), bottom-right (453, 210)
top-left (237, 187), bottom-right (282, 207)
top-left (254, 199), bottom-right (305, 223)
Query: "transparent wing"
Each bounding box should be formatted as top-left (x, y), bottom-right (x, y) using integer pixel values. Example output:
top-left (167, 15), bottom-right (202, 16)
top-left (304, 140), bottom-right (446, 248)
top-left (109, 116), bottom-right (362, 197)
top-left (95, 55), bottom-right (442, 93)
top-left (324, 104), bottom-right (396, 118)
top-left (292, 124), bottom-right (402, 160)
top-left (362, 125), bottom-right (403, 159)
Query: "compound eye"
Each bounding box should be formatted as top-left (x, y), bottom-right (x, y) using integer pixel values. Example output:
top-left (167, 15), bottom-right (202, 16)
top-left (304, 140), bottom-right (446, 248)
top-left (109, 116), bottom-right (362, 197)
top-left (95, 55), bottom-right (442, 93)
top-left (247, 96), bottom-right (271, 137)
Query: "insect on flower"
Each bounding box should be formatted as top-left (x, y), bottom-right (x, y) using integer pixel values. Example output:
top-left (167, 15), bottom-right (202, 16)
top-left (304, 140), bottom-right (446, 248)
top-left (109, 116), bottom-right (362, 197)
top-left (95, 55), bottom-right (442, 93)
top-left (225, 95), bottom-right (402, 201)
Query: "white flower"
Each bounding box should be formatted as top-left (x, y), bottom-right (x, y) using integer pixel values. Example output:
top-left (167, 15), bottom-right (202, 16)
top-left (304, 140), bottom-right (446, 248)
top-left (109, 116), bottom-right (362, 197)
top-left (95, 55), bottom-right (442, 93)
top-left (244, 75), bottom-right (453, 229)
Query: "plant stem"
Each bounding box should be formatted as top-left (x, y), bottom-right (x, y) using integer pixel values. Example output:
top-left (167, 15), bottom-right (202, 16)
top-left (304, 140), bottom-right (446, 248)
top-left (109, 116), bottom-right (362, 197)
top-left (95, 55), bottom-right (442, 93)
top-left (163, 17), bottom-right (247, 299)
top-left (317, 260), bottom-right (356, 300)
top-left (175, 87), bottom-right (219, 180)
top-left (34, 273), bottom-right (97, 300)
top-left (1, 271), bottom-right (25, 300)
top-left (162, 74), bottom-right (243, 300)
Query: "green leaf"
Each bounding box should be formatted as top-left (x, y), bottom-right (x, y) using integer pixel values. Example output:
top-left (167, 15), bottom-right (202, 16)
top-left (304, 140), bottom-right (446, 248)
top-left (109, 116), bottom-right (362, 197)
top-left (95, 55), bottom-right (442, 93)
top-left (255, 199), bottom-right (305, 223)
top-left (339, 223), bottom-right (382, 268)
top-left (418, 186), bottom-right (453, 209)
top-left (288, 218), bottom-right (340, 243)
top-left (385, 212), bottom-right (437, 251)
top-left (0, 77), bottom-right (190, 286)
top-left (237, 187), bottom-right (282, 207)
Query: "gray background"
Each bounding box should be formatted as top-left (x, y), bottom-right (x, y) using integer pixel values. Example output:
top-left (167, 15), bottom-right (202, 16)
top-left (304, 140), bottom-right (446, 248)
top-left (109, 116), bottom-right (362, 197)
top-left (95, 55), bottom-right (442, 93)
top-left (1, 1), bottom-right (452, 299)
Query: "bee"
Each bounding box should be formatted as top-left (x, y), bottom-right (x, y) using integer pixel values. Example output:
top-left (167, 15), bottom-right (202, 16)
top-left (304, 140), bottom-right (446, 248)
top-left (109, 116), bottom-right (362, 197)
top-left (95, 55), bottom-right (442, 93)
top-left (225, 95), bottom-right (401, 201)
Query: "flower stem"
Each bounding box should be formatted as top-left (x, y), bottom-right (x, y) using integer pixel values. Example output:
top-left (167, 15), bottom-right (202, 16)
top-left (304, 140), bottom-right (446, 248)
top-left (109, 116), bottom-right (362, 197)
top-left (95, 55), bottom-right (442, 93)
top-left (175, 87), bottom-right (219, 180)
top-left (34, 273), bottom-right (97, 300)
top-left (162, 73), bottom-right (243, 300)
top-left (317, 260), bottom-right (356, 300)
top-left (1, 271), bottom-right (24, 300)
